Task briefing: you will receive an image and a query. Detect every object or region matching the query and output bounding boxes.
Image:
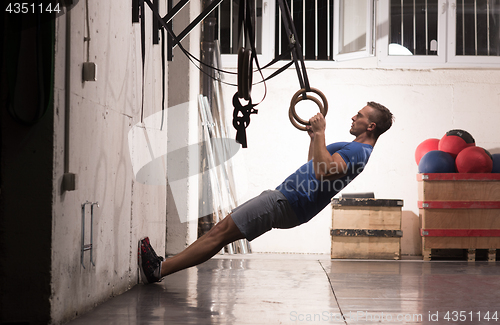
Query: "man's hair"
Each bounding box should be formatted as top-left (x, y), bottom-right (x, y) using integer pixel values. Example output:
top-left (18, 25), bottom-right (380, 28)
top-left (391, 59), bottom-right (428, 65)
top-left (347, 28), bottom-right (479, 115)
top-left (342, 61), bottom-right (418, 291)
top-left (366, 101), bottom-right (394, 137)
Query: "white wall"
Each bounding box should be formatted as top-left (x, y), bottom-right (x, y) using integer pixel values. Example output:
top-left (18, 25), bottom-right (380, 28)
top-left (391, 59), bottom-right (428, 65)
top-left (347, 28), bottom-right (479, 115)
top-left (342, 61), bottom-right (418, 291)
top-left (165, 0), bottom-right (201, 255)
top-left (221, 65), bottom-right (500, 254)
top-left (50, 0), bottom-right (195, 322)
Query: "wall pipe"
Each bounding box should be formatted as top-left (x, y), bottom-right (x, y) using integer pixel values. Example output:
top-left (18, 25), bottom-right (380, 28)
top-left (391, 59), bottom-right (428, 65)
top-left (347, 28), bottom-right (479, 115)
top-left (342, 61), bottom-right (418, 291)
top-left (63, 8), bottom-right (76, 191)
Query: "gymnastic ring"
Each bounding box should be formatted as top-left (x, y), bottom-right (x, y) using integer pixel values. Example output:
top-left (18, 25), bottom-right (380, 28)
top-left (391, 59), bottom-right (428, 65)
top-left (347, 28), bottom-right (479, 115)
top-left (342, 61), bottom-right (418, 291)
top-left (288, 88), bottom-right (328, 131)
top-left (289, 88), bottom-right (328, 126)
top-left (237, 48), bottom-right (253, 100)
top-left (288, 95), bottom-right (324, 131)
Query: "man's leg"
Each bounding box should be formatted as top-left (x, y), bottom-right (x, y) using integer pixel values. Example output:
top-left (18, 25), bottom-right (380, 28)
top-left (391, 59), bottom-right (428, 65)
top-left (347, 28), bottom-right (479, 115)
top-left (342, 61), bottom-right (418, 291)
top-left (160, 214), bottom-right (245, 277)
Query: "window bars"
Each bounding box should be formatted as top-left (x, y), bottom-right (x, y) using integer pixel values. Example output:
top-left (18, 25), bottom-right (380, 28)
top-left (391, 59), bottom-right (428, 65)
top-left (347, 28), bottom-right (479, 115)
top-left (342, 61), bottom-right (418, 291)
top-left (390, 0), bottom-right (500, 56)
top-left (456, 0), bottom-right (500, 56)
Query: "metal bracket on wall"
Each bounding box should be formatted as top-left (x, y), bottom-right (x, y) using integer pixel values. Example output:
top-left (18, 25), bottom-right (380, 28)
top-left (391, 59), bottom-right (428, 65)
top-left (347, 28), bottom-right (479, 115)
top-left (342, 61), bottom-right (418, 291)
top-left (132, 0), bottom-right (224, 60)
top-left (81, 201), bottom-right (99, 268)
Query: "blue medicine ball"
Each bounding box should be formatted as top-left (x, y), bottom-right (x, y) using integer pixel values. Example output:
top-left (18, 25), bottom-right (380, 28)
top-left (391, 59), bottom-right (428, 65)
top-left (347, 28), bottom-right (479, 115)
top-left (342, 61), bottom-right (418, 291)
top-left (492, 154), bottom-right (500, 173)
top-left (418, 150), bottom-right (456, 173)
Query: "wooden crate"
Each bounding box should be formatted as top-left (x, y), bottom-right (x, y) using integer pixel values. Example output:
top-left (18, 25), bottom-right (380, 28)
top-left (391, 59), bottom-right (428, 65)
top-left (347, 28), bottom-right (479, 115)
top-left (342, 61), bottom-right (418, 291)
top-left (418, 173), bottom-right (500, 261)
top-left (331, 198), bottom-right (403, 260)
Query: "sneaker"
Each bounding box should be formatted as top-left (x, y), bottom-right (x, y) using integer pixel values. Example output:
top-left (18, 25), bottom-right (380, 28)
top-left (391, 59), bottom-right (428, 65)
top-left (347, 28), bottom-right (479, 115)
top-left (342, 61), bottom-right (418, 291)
top-left (138, 237), bottom-right (164, 284)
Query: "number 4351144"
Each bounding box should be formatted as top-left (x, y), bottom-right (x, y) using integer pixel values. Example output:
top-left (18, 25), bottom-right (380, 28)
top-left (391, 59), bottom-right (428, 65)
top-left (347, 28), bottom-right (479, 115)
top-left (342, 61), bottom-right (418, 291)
top-left (6, 3), bottom-right (61, 14)
top-left (444, 311), bottom-right (499, 322)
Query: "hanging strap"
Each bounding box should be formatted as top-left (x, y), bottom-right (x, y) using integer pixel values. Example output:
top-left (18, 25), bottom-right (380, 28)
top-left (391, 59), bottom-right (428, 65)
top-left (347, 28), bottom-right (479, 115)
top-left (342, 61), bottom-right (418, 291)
top-left (276, 0), bottom-right (310, 94)
top-left (142, 0), bottom-right (296, 90)
top-left (231, 0), bottom-right (268, 147)
top-left (140, 0), bottom-right (313, 147)
top-left (160, 27), bottom-right (166, 130)
top-left (237, 0), bottom-right (247, 49)
top-left (140, 0), bottom-right (146, 123)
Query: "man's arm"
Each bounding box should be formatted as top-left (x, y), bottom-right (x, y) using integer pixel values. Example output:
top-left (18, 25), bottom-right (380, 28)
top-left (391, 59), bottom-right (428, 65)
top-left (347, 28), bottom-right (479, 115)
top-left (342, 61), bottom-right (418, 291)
top-left (307, 113), bottom-right (348, 180)
top-left (307, 129), bottom-right (315, 161)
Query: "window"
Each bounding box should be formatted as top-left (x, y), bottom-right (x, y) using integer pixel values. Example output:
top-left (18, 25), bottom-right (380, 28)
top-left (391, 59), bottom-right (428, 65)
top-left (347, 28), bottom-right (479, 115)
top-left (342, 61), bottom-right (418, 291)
top-left (389, 0), bottom-right (439, 55)
top-left (275, 0), bottom-right (334, 61)
top-left (334, 0), bottom-right (374, 60)
top-left (448, 0), bottom-right (500, 63)
top-left (217, 0), bottom-right (374, 66)
top-left (215, 0), bottom-right (500, 67)
top-left (217, 0), bottom-right (274, 66)
top-left (378, 0), bottom-right (500, 66)
top-left (455, 0), bottom-right (500, 55)
top-left (217, 0), bottom-right (264, 55)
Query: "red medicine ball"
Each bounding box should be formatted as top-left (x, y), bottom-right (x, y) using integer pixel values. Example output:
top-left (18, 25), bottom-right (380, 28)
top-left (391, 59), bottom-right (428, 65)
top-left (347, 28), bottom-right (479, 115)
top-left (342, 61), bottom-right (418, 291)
top-left (455, 146), bottom-right (493, 173)
top-left (438, 129), bottom-right (475, 158)
top-left (415, 138), bottom-right (440, 165)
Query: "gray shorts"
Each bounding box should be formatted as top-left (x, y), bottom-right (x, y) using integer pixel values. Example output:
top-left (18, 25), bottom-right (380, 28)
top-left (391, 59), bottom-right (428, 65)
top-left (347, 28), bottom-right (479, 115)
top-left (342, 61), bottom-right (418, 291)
top-left (230, 190), bottom-right (301, 241)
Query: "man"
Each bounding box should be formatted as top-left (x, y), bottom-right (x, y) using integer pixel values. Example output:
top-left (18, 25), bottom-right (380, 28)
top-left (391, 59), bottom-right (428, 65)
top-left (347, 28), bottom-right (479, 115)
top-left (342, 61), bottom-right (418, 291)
top-left (139, 101), bottom-right (394, 283)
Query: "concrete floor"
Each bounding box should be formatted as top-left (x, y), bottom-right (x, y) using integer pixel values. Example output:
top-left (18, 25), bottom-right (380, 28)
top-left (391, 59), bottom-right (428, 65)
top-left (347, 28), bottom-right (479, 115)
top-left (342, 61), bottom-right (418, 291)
top-left (68, 254), bottom-right (500, 324)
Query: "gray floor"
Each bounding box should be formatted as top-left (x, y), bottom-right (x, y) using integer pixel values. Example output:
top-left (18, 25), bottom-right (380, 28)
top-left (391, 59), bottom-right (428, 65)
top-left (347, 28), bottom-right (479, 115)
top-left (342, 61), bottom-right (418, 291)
top-left (68, 254), bottom-right (500, 324)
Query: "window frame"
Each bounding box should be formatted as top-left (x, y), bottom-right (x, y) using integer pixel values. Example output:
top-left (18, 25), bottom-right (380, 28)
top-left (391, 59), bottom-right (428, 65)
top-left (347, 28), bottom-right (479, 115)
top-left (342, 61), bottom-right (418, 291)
top-left (220, 0), bottom-right (376, 68)
top-left (446, 0), bottom-right (500, 65)
top-left (220, 0), bottom-right (275, 68)
top-left (333, 0), bottom-right (375, 61)
top-left (377, 0), bottom-right (448, 67)
top-left (377, 0), bottom-right (500, 67)
top-left (219, 0), bottom-right (500, 69)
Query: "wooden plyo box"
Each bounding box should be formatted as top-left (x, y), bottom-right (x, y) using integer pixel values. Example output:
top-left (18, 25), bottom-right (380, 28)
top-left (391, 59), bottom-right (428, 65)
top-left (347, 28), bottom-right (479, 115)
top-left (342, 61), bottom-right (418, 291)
top-left (418, 173), bottom-right (500, 261)
top-left (331, 198), bottom-right (403, 260)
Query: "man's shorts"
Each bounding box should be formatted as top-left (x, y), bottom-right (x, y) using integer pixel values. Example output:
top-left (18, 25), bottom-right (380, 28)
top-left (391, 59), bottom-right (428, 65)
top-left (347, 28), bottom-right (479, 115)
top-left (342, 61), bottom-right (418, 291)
top-left (230, 190), bottom-right (301, 241)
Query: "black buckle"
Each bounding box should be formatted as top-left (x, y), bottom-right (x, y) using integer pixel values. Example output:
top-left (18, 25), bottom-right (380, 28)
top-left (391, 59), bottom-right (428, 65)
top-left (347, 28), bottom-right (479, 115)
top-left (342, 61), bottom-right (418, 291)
top-left (232, 93), bottom-right (258, 148)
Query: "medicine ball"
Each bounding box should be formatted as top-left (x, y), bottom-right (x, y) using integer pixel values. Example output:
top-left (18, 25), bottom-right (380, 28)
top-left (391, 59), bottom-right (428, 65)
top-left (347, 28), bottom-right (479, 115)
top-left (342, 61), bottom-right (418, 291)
top-left (438, 129), bottom-right (475, 158)
top-left (491, 153), bottom-right (500, 173)
top-left (415, 138), bottom-right (440, 165)
top-left (455, 147), bottom-right (493, 173)
top-left (418, 150), bottom-right (456, 173)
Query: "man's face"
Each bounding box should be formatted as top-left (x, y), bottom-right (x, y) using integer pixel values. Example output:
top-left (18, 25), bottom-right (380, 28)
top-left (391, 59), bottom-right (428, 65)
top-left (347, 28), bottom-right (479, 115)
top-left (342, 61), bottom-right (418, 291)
top-left (350, 106), bottom-right (375, 136)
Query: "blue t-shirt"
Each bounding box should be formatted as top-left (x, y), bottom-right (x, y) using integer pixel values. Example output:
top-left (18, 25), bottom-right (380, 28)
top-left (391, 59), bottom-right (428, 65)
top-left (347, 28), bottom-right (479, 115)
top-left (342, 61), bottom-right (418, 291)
top-left (276, 141), bottom-right (373, 224)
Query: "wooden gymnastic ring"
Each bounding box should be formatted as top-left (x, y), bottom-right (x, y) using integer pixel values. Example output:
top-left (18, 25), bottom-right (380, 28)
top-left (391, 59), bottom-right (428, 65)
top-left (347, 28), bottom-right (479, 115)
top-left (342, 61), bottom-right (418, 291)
top-left (289, 88), bottom-right (328, 125)
top-left (288, 95), bottom-right (324, 131)
top-left (288, 88), bottom-right (328, 131)
top-left (237, 48), bottom-right (253, 100)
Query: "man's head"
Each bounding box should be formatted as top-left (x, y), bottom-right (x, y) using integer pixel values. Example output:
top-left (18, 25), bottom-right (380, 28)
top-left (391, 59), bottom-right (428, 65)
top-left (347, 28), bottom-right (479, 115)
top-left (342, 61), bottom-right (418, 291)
top-left (366, 101), bottom-right (394, 137)
top-left (350, 102), bottom-right (394, 139)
